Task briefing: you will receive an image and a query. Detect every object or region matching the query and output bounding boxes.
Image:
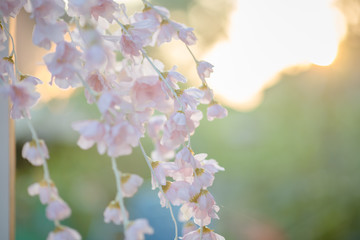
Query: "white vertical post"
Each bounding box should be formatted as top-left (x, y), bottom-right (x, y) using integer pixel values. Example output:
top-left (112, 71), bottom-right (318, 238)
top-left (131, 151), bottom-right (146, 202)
top-left (0, 20), bottom-right (15, 240)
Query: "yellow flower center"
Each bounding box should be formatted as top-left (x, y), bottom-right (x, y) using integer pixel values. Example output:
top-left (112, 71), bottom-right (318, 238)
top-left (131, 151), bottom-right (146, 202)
top-left (121, 174), bottom-right (131, 184)
top-left (161, 181), bottom-right (172, 193)
top-left (190, 189), bottom-right (208, 203)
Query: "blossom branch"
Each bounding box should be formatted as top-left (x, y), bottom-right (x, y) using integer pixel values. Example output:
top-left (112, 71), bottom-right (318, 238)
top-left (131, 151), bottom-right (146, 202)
top-left (114, 18), bottom-right (185, 111)
top-left (111, 157), bottom-right (129, 228)
top-left (1, 18), bottom-right (20, 79)
top-left (25, 118), bottom-right (51, 182)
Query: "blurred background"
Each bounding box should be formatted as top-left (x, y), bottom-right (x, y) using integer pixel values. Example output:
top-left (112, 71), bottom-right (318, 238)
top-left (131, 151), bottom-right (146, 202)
top-left (14, 0), bottom-right (360, 239)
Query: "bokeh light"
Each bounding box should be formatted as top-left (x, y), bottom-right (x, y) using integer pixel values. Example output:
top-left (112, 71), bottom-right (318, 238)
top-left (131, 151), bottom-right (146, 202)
top-left (207, 0), bottom-right (347, 110)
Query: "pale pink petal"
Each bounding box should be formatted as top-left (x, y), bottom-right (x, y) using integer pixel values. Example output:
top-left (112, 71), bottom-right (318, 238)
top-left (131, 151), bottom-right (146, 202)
top-left (47, 226), bottom-right (81, 240)
top-left (104, 200), bottom-right (128, 225)
top-left (121, 174), bottom-right (143, 198)
top-left (46, 197), bottom-right (71, 221)
top-left (207, 104), bottom-right (228, 121)
top-left (125, 218), bottom-right (153, 240)
top-left (197, 61), bottom-right (214, 81)
top-left (22, 139), bottom-right (49, 166)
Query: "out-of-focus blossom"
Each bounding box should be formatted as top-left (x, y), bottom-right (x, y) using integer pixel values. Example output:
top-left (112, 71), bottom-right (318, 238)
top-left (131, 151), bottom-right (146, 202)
top-left (131, 75), bottom-right (173, 112)
top-left (181, 189), bottom-right (219, 226)
top-left (104, 200), bottom-right (128, 225)
top-left (106, 120), bottom-right (141, 157)
top-left (153, 20), bottom-right (177, 46)
top-left (72, 120), bottom-right (108, 154)
top-left (198, 85), bottom-right (213, 105)
top-left (47, 225), bottom-right (81, 240)
top-left (125, 218), bottom-right (153, 240)
top-left (150, 161), bottom-right (177, 189)
top-left (32, 20), bottom-right (67, 50)
top-left (175, 88), bottom-right (204, 110)
top-left (44, 41), bottom-right (82, 89)
top-left (0, 0), bottom-right (26, 18)
top-left (68, 0), bottom-right (118, 23)
top-left (158, 181), bottom-right (190, 206)
top-left (25, 0), bottom-right (65, 23)
top-left (197, 61), bottom-right (214, 82)
top-left (8, 76), bottom-right (42, 119)
top-left (161, 110), bottom-right (202, 149)
top-left (207, 103), bottom-right (228, 121)
top-left (183, 227), bottom-right (225, 240)
top-left (182, 221), bottom-right (197, 236)
top-left (178, 25), bottom-right (197, 45)
top-left (28, 180), bottom-right (58, 204)
top-left (46, 197), bottom-right (72, 221)
top-left (22, 139), bottom-right (49, 166)
top-left (121, 173), bottom-right (143, 198)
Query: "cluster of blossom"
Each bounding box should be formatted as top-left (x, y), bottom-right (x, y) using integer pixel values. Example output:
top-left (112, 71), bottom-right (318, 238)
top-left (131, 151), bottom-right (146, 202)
top-left (0, 0), bottom-right (228, 239)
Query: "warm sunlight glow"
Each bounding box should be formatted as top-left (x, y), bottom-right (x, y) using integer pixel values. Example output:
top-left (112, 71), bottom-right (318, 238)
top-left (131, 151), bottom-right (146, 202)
top-left (206, 0), bottom-right (347, 110)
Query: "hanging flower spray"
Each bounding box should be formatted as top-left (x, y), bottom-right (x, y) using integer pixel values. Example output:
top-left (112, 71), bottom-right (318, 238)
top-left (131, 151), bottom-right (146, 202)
top-left (0, 0), bottom-right (228, 239)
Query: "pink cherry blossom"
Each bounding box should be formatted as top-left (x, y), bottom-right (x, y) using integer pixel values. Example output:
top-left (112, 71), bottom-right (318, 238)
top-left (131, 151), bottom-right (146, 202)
top-left (197, 61), bottom-right (214, 82)
top-left (46, 197), bottom-right (72, 221)
top-left (161, 111), bottom-right (187, 148)
top-left (84, 71), bottom-right (111, 103)
top-left (47, 226), bottom-right (81, 240)
top-left (135, 5), bottom-right (169, 25)
top-left (104, 200), bottom-right (128, 225)
top-left (90, 0), bottom-right (119, 22)
top-left (106, 120), bottom-right (141, 157)
top-left (84, 44), bottom-right (108, 70)
top-left (127, 20), bottom-right (158, 47)
top-left (121, 173), bottom-right (143, 198)
top-left (44, 41), bottom-right (82, 89)
top-left (147, 115), bottom-right (166, 139)
top-left (150, 140), bottom-right (175, 162)
top-left (161, 110), bottom-right (202, 149)
top-left (175, 146), bottom-right (199, 169)
top-left (72, 120), bottom-right (108, 154)
top-left (25, 0), bottom-right (65, 23)
top-left (120, 34), bottom-right (143, 57)
top-left (198, 85), bottom-right (214, 105)
top-left (22, 139), bottom-right (49, 166)
top-left (153, 20), bottom-right (177, 46)
top-left (127, 108), bottom-right (154, 135)
top-left (207, 103), bottom-right (228, 121)
top-left (183, 227), bottom-right (225, 240)
top-left (28, 180), bottom-right (58, 204)
top-left (171, 166), bottom-right (194, 183)
top-left (86, 71), bottom-right (111, 93)
top-left (182, 221), bottom-right (197, 236)
top-left (202, 159), bottom-right (225, 174)
top-left (181, 189), bottom-right (219, 226)
top-left (32, 20), bottom-right (67, 50)
top-left (192, 168), bottom-right (215, 189)
top-left (178, 26), bottom-right (197, 45)
top-left (8, 76), bottom-right (42, 119)
top-left (158, 181), bottom-right (190, 206)
top-left (125, 218), bottom-right (154, 240)
top-left (166, 66), bottom-right (186, 84)
top-left (68, 0), bottom-right (118, 23)
top-left (96, 90), bottom-right (126, 116)
top-left (0, 0), bottom-right (26, 18)
top-left (175, 88), bottom-right (204, 110)
top-left (131, 76), bottom-right (173, 112)
top-left (78, 26), bottom-right (112, 71)
top-left (150, 161), bottom-right (177, 189)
